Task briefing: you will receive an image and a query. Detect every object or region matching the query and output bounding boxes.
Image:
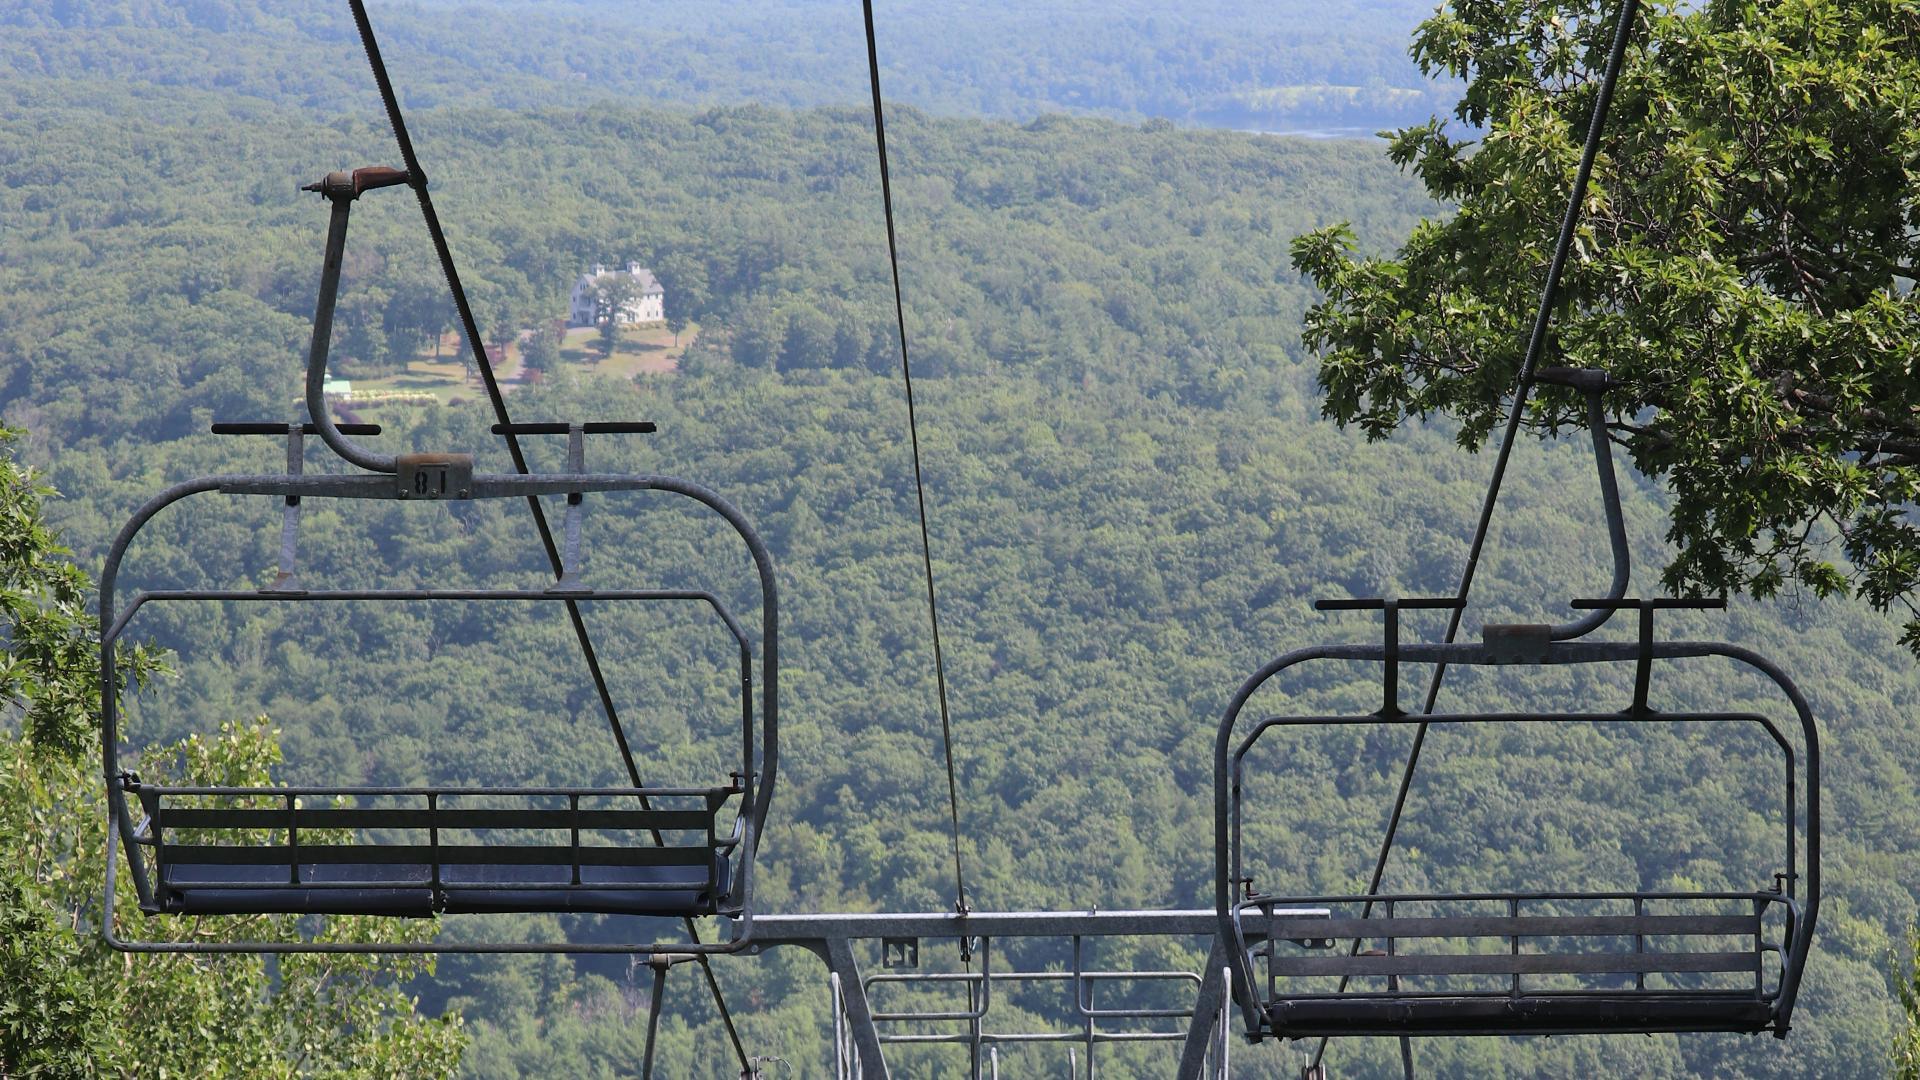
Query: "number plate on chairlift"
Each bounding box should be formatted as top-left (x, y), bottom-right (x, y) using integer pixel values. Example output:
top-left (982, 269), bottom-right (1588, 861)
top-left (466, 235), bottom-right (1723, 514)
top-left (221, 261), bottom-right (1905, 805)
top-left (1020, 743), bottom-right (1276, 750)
top-left (396, 453), bottom-right (473, 500)
top-left (882, 938), bottom-right (919, 968)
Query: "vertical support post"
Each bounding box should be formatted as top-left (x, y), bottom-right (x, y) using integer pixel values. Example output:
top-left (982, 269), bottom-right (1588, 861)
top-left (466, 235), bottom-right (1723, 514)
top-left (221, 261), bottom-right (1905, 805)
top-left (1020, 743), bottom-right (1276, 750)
top-left (825, 938), bottom-right (892, 1080)
top-left (558, 423), bottom-right (587, 586)
top-left (1635, 896), bottom-right (1646, 991)
top-left (286, 791), bottom-right (300, 885)
top-left (427, 792), bottom-right (441, 896)
top-left (1384, 899), bottom-right (1398, 994)
top-left (569, 793), bottom-right (582, 885)
top-left (1632, 601), bottom-right (1655, 714)
top-left (1509, 897), bottom-right (1522, 998)
top-left (642, 955), bottom-right (670, 1080)
top-left (272, 422), bottom-right (304, 591)
top-left (970, 976), bottom-right (984, 1080)
top-left (1381, 599), bottom-right (1402, 716)
top-left (1175, 937), bottom-right (1232, 1080)
top-left (1079, 937), bottom-right (1094, 1079)
top-left (1215, 966), bottom-right (1231, 1080)
top-left (831, 972), bottom-right (849, 1080)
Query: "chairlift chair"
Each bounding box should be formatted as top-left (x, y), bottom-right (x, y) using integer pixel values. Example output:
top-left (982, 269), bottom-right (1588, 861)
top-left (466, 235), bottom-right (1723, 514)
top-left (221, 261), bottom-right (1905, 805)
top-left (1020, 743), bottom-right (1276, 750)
top-left (99, 167), bottom-right (778, 954)
top-left (1213, 370), bottom-right (1819, 1040)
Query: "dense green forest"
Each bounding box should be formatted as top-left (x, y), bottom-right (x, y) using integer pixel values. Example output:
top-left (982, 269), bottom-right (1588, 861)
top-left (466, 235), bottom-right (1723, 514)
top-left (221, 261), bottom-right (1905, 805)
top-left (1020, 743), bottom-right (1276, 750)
top-left (2, 12), bottom-right (1917, 1080)
top-left (0, 0), bottom-right (1455, 132)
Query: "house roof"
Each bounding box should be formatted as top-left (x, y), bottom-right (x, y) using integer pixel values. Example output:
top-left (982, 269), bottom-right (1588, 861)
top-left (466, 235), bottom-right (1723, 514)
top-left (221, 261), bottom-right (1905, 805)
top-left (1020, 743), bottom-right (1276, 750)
top-left (576, 265), bottom-right (662, 295)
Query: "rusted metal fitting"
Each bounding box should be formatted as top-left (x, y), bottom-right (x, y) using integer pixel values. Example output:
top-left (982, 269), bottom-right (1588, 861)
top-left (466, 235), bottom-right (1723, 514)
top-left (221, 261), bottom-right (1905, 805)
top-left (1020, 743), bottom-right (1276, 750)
top-left (301, 165), bottom-right (413, 202)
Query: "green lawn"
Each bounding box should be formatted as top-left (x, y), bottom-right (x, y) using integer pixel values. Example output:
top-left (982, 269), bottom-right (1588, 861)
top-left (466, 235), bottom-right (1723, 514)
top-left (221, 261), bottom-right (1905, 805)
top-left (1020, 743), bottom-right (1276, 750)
top-left (557, 322), bottom-right (689, 378)
top-left (338, 322), bottom-right (694, 409)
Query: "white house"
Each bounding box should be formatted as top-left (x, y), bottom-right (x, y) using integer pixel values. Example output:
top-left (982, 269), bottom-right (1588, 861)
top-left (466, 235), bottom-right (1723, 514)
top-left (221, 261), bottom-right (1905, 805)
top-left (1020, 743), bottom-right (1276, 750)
top-left (568, 262), bottom-right (666, 327)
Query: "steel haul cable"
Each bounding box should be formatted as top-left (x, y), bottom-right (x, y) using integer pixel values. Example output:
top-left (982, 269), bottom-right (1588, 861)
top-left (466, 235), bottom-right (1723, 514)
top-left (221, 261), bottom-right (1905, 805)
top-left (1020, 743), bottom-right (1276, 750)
top-left (1311, 1), bottom-right (1645, 1074)
top-left (861, 0), bottom-right (972, 924)
top-left (341, 3), bottom-right (751, 1070)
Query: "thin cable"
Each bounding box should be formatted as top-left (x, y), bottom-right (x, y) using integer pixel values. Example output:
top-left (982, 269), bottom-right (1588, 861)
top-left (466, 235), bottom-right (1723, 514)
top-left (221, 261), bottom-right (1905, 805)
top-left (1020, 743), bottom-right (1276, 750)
top-left (1310, 1), bottom-right (1643, 1072)
top-left (343, 3), bottom-right (750, 1070)
top-left (862, 0), bottom-right (971, 917)
top-left (341, 0), bottom-right (642, 801)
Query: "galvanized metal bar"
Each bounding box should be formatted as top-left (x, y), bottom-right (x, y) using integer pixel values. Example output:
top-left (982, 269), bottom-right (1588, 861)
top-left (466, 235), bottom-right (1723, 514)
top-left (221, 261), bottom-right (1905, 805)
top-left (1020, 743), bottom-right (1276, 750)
top-left (1272, 914), bottom-right (1759, 939)
top-left (831, 972), bottom-right (849, 1079)
top-left (1078, 941), bottom-right (1093, 1078)
top-left (161, 843), bottom-right (713, 868)
top-left (107, 586), bottom-right (748, 652)
top-left (1173, 938), bottom-right (1231, 1080)
top-left (1268, 951), bottom-right (1761, 978)
top-left (271, 423), bottom-right (305, 591)
top-left (139, 783), bottom-right (732, 798)
top-left (1215, 967), bottom-right (1230, 1080)
top-left (1509, 896), bottom-right (1521, 998)
top-left (285, 791), bottom-right (300, 885)
top-left (1636, 896), bottom-right (1648, 991)
top-left (1245, 889), bottom-right (1790, 907)
top-left (428, 791), bottom-right (440, 893)
top-left (878, 1032), bottom-right (1190, 1046)
top-left (643, 956), bottom-right (669, 1080)
top-left (1257, 986), bottom-right (1777, 1002)
top-left (753, 909), bottom-right (1317, 943)
top-left (825, 939), bottom-right (893, 1079)
top-left (157, 807), bottom-right (718, 831)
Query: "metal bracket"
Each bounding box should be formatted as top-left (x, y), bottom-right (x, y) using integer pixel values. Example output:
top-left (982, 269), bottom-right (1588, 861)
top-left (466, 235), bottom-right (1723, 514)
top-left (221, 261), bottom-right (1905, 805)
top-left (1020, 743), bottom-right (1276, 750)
top-left (395, 453), bottom-right (474, 500)
top-left (1314, 596), bottom-right (1464, 715)
top-left (1483, 623), bottom-right (1552, 664)
top-left (210, 420), bottom-right (383, 593)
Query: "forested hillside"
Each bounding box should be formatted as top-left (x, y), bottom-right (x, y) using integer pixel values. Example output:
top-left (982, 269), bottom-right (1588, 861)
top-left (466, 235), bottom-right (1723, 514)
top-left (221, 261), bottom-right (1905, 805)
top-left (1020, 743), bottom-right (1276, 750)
top-left (0, 0), bottom-right (1454, 132)
top-left (2, 29), bottom-right (1915, 1080)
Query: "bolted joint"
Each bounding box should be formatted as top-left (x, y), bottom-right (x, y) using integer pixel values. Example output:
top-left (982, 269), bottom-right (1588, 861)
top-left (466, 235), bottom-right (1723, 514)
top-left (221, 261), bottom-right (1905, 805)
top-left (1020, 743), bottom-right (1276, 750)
top-left (1532, 365), bottom-right (1616, 392)
top-left (301, 165), bottom-right (413, 202)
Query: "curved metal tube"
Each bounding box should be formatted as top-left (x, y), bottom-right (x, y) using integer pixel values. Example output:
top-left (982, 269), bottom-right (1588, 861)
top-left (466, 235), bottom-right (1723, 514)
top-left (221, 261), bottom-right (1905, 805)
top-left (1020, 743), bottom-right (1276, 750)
top-left (1212, 646), bottom-right (1338, 1032)
top-left (1549, 388), bottom-right (1631, 640)
top-left (304, 197), bottom-right (397, 472)
top-left (99, 471), bottom-right (778, 953)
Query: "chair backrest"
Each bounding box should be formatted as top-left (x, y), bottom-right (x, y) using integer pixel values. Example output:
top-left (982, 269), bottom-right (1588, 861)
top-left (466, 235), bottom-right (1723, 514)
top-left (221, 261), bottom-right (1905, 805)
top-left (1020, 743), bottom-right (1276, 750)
top-left (1264, 908), bottom-right (1764, 987)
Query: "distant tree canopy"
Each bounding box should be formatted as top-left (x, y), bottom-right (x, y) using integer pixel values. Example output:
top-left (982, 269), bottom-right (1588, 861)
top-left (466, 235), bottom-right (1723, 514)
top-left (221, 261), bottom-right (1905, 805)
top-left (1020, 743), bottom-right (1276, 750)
top-left (1292, 0), bottom-right (1920, 647)
top-left (5, 57), bottom-right (1919, 1077)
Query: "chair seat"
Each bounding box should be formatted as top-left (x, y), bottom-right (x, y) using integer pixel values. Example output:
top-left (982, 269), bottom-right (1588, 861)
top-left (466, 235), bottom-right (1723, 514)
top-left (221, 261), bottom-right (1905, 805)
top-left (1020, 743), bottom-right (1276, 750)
top-left (440, 859), bottom-right (731, 915)
top-left (158, 855), bottom-right (730, 918)
top-left (1266, 993), bottom-right (1773, 1038)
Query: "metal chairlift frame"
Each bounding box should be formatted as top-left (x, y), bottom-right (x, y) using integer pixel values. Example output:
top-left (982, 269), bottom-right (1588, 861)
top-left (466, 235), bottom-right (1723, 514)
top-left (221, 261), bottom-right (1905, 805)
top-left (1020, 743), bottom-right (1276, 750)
top-left (752, 907), bottom-right (1334, 1080)
top-left (830, 936), bottom-right (1225, 1078)
top-left (1212, 372), bottom-right (1820, 1041)
top-left (99, 169), bottom-right (779, 955)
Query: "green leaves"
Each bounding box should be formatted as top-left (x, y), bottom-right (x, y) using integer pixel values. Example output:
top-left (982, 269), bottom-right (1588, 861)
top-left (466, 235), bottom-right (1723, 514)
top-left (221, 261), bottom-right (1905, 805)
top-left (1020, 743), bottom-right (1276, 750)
top-left (1900, 927), bottom-right (1920, 1080)
top-left (0, 428), bottom-right (166, 759)
top-left (1294, 0), bottom-right (1920, 651)
top-left (0, 430), bottom-right (465, 1079)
